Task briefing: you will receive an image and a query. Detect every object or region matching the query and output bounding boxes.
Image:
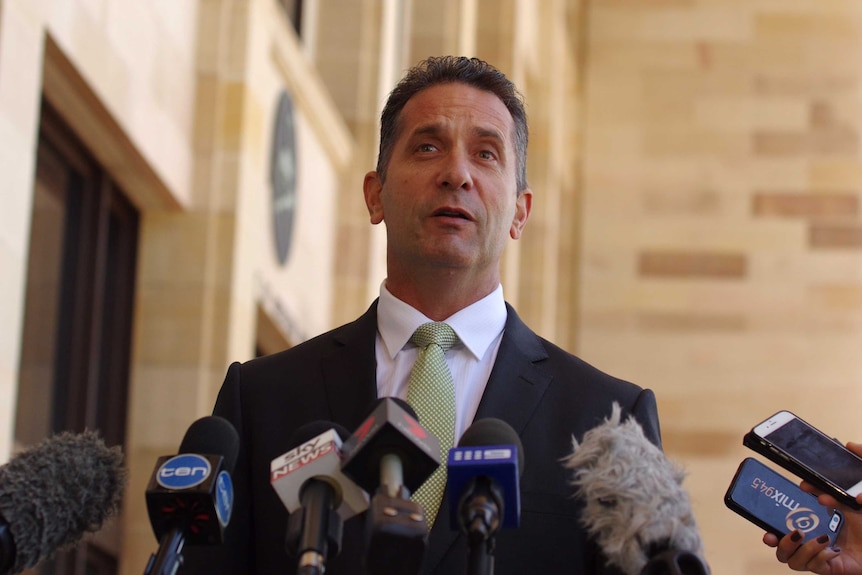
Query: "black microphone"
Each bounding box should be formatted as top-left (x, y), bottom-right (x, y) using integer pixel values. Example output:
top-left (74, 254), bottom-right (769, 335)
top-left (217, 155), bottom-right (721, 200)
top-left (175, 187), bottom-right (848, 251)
top-left (562, 403), bottom-right (708, 575)
top-left (144, 416), bottom-right (239, 575)
top-left (270, 421), bottom-right (368, 575)
top-left (340, 397), bottom-right (440, 575)
top-left (0, 429), bottom-right (125, 575)
top-left (446, 418), bottom-right (523, 575)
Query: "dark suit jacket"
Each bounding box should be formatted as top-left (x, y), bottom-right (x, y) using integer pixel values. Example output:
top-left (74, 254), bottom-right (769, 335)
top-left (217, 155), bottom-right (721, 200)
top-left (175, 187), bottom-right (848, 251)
top-left (183, 301), bottom-right (661, 574)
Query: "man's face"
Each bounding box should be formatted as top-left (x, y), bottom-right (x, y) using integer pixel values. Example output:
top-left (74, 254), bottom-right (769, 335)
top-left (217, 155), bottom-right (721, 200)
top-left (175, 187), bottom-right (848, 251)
top-left (364, 83), bottom-right (531, 283)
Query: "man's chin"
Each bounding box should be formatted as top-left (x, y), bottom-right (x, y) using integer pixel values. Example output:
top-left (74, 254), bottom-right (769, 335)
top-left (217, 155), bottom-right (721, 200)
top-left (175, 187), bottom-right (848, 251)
top-left (422, 245), bottom-right (477, 268)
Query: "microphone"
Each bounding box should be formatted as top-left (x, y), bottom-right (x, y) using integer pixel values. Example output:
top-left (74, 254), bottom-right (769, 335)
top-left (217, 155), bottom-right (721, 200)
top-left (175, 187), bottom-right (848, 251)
top-left (341, 397), bottom-right (440, 574)
top-left (270, 421), bottom-right (368, 575)
top-left (562, 403), bottom-right (708, 575)
top-left (0, 429), bottom-right (125, 575)
top-left (446, 418), bottom-right (523, 575)
top-left (144, 416), bottom-right (239, 575)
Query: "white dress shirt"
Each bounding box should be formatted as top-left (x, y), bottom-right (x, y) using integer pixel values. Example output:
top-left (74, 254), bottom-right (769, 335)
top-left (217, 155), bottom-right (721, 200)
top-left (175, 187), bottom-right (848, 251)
top-left (375, 282), bottom-right (507, 443)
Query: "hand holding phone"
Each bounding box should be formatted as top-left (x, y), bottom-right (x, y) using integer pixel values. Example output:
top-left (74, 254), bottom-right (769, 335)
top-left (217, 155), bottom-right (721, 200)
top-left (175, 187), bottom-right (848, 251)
top-left (744, 410), bottom-right (862, 510)
top-left (725, 457), bottom-right (844, 544)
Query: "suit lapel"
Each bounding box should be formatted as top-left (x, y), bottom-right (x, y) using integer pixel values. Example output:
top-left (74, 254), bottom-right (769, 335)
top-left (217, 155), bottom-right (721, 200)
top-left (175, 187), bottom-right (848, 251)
top-left (473, 303), bottom-right (552, 433)
top-left (423, 304), bottom-right (552, 574)
top-left (321, 301), bottom-right (380, 432)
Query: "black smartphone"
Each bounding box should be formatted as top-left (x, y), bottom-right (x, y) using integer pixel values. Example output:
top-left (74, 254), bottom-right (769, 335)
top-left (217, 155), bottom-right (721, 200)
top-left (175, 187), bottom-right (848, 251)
top-left (744, 410), bottom-right (862, 510)
top-left (725, 457), bottom-right (844, 543)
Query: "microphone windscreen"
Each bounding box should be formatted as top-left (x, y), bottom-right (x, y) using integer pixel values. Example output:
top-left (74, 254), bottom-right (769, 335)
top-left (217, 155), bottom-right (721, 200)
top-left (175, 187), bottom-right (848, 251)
top-left (458, 418), bottom-right (524, 471)
top-left (178, 416), bottom-right (240, 474)
top-left (562, 403), bottom-right (704, 575)
top-left (0, 430), bottom-right (125, 574)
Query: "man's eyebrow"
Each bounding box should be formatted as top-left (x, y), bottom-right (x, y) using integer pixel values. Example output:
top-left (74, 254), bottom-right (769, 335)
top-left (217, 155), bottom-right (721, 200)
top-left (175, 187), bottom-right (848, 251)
top-left (408, 123), bottom-right (507, 144)
top-left (472, 126), bottom-right (506, 146)
top-left (410, 123), bottom-right (444, 138)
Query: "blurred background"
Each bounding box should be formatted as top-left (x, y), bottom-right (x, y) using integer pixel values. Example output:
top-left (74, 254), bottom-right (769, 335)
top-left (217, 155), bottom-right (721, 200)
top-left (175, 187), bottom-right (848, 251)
top-left (2, 0), bottom-right (860, 573)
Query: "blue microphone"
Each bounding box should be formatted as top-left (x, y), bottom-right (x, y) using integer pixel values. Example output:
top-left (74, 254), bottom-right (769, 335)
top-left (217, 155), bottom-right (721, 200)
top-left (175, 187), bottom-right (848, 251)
top-left (446, 418), bottom-right (523, 575)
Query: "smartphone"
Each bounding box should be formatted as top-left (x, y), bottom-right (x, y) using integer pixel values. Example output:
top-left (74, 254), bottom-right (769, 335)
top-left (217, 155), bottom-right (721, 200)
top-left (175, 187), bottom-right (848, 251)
top-left (725, 457), bottom-right (844, 543)
top-left (744, 410), bottom-right (862, 510)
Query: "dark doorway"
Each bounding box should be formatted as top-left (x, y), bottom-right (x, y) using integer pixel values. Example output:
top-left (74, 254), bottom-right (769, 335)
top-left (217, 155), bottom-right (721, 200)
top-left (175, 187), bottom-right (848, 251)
top-left (15, 100), bottom-right (139, 575)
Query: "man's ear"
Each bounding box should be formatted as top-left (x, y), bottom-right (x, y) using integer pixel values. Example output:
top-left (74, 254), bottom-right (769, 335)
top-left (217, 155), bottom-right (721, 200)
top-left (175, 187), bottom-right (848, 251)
top-left (363, 171), bottom-right (384, 224)
top-left (510, 188), bottom-right (532, 239)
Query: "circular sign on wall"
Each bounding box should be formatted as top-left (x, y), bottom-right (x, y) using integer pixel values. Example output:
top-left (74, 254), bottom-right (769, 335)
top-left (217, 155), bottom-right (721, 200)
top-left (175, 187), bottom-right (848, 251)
top-left (270, 90), bottom-right (298, 266)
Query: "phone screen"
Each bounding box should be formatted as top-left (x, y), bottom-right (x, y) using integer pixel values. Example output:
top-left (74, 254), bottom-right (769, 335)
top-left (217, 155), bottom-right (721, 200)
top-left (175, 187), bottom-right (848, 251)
top-left (762, 416), bottom-right (862, 495)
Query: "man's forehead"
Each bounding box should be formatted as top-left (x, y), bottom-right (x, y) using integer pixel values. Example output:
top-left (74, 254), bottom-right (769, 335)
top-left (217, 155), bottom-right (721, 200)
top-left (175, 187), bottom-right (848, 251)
top-left (397, 83), bottom-right (514, 139)
top-left (410, 122), bottom-right (507, 142)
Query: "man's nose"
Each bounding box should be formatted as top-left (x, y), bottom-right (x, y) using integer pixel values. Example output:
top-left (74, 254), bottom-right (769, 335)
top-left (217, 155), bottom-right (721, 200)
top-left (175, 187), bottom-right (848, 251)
top-left (438, 150), bottom-right (474, 190)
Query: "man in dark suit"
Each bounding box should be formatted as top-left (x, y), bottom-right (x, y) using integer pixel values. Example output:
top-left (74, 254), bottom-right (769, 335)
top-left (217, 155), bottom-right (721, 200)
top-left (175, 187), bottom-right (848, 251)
top-left (186, 55), bottom-right (661, 575)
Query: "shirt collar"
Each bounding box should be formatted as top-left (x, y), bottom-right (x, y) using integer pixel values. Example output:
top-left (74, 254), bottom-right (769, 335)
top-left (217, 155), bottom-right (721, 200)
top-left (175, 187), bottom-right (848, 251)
top-left (377, 281), bottom-right (507, 362)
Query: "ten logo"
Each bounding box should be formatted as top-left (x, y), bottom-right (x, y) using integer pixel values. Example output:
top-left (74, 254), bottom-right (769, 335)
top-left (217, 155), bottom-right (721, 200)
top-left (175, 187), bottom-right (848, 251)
top-left (157, 454), bottom-right (212, 489)
top-left (215, 470), bottom-right (234, 526)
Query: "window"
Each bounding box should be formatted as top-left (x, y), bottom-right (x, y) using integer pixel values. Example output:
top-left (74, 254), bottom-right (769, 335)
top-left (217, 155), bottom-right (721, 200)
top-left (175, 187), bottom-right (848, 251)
top-left (15, 100), bottom-right (138, 575)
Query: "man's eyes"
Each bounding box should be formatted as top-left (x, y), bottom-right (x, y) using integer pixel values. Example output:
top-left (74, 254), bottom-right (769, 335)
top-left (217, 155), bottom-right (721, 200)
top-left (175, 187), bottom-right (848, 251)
top-left (413, 144), bottom-right (499, 160)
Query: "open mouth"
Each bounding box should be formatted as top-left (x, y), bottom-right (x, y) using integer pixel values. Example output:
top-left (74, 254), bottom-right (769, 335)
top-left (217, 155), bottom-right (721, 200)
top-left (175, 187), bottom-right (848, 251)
top-left (433, 208), bottom-right (472, 220)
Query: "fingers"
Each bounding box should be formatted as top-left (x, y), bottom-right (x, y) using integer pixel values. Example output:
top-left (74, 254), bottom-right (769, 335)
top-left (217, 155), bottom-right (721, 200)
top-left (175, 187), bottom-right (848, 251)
top-left (800, 480), bottom-right (853, 512)
top-left (774, 530), bottom-right (804, 563)
top-left (764, 532), bottom-right (780, 547)
top-left (798, 481), bottom-right (838, 508)
top-left (805, 548), bottom-right (841, 574)
top-left (801, 480), bottom-right (819, 494)
top-left (817, 492), bottom-right (843, 509)
top-left (775, 531), bottom-right (836, 573)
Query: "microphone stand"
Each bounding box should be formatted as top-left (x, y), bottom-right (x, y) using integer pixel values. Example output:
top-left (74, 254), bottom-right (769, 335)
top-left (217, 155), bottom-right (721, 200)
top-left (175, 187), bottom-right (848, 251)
top-left (143, 526), bottom-right (185, 575)
top-left (365, 454), bottom-right (428, 575)
top-left (286, 481), bottom-right (343, 575)
top-left (460, 478), bottom-right (502, 575)
top-left (466, 533), bottom-right (494, 575)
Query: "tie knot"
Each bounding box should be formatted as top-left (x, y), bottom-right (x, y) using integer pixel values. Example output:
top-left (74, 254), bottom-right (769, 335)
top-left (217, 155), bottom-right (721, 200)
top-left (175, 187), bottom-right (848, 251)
top-left (411, 322), bottom-right (458, 352)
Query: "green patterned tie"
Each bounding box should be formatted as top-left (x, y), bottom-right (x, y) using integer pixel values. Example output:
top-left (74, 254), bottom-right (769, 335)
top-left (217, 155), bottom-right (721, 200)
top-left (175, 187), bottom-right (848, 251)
top-left (407, 322), bottom-right (458, 528)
